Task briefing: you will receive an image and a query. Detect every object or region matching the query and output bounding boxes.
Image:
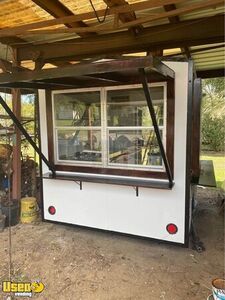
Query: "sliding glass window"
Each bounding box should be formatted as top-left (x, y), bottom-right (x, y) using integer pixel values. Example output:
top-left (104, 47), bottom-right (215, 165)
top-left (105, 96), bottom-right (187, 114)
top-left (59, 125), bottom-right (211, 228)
top-left (106, 86), bottom-right (165, 170)
top-left (53, 90), bottom-right (102, 164)
top-left (53, 84), bottom-right (166, 171)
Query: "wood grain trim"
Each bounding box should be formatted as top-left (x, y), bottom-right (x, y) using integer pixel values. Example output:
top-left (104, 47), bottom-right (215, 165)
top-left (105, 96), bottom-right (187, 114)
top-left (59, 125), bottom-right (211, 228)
top-left (55, 164), bottom-right (169, 179)
top-left (191, 78), bottom-right (201, 181)
top-left (45, 89), bottom-right (54, 165)
top-left (46, 80), bottom-right (175, 180)
top-left (166, 78), bottom-right (175, 178)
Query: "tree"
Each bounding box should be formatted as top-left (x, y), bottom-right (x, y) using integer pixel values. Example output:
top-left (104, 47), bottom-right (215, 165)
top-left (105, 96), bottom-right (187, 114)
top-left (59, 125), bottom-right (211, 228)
top-left (201, 78), bottom-right (225, 152)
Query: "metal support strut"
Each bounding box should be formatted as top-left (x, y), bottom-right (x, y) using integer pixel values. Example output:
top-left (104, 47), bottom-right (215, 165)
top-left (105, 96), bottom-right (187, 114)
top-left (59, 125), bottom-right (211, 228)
top-left (0, 96), bottom-right (56, 177)
top-left (139, 68), bottom-right (173, 188)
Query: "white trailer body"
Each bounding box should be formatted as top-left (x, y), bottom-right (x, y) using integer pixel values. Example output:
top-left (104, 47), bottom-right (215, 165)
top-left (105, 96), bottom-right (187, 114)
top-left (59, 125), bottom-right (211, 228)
top-left (39, 61), bottom-right (193, 246)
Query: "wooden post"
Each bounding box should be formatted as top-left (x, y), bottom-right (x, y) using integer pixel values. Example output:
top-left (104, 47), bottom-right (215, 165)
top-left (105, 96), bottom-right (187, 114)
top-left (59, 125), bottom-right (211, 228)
top-left (191, 78), bottom-right (202, 183)
top-left (12, 88), bottom-right (21, 200)
top-left (12, 48), bottom-right (21, 201)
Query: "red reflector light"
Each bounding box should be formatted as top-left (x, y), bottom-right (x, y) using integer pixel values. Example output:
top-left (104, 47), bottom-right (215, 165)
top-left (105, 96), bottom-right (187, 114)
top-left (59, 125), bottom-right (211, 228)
top-left (166, 223), bottom-right (178, 235)
top-left (48, 206), bottom-right (56, 215)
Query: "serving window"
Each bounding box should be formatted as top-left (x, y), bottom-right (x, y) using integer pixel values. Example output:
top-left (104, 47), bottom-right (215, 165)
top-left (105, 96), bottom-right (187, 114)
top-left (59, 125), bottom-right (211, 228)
top-left (106, 86), bottom-right (165, 170)
top-left (54, 91), bottom-right (102, 165)
top-left (49, 82), bottom-right (174, 179)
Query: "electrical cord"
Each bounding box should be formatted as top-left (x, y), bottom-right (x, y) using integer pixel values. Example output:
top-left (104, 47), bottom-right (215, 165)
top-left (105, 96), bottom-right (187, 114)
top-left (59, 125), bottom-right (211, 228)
top-left (89, 0), bottom-right (109, 24)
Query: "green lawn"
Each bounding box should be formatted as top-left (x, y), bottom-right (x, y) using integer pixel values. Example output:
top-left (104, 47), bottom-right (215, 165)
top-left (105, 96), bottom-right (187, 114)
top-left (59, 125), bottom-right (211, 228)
top-left (201, 151), bottom-right (225, 189)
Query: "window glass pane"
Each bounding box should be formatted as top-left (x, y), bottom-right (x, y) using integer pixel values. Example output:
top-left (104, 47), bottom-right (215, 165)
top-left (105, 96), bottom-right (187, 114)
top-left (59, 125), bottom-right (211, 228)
top-left (108, 129), bottom-right (163, 167)
top-left (54, 91), bottom-right (101, 127)
top-left (57, 129), bottom-right (102, 162)
top-left (107, 87), bottom-right (164, 127)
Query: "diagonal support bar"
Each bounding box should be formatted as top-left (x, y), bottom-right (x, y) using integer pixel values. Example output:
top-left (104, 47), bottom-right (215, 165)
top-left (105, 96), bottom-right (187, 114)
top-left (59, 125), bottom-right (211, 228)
top-left (139, 68), bottom-right (173, 187)
top-left (0, 96), bottom-right (56, 176)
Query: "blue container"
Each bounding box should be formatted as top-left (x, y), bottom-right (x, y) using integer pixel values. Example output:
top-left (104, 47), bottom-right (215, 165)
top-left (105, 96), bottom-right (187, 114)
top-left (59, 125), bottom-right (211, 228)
top-left (2, 175), bottom-right (9, 190)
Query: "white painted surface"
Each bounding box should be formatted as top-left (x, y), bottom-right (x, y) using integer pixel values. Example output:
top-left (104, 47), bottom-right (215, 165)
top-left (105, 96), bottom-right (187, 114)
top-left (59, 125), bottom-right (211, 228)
top-left (38, 90), bottom-right (49, 174)
top-left (40, 62), bottom-right (189, 244)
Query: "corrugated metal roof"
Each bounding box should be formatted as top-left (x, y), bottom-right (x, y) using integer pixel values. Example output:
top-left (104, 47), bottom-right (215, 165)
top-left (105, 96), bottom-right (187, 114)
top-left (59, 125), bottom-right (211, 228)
top-left (190, 43), bottom-right (225, 71)
top-left (178, 0), bottom-right (224, 20)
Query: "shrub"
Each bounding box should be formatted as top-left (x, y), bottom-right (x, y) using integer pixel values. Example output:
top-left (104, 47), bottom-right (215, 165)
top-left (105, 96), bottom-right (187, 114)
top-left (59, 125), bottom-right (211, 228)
top-left (201, 112), bottom-right (225, 152)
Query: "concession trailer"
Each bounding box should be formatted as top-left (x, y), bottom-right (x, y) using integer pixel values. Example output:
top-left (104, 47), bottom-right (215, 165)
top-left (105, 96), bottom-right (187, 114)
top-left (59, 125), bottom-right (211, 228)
top-left (0, 56), bottom-right (202, 246)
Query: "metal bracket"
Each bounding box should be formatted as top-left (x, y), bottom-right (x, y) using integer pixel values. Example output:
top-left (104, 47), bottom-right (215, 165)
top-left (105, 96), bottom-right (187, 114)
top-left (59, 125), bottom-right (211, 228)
top-left (139, 68), bottom-right (173, 188)
top-left (133, 186), bottom-right (139, 197)
top-left (0, 95), bottom-right (56, 177)
top-left (74, 181), bottom-right (83, 190)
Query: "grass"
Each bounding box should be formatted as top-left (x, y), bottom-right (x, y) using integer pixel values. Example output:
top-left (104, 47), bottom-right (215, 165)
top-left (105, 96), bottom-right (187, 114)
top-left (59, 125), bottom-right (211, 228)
top-left (200, 151), bottom-right (225, 189)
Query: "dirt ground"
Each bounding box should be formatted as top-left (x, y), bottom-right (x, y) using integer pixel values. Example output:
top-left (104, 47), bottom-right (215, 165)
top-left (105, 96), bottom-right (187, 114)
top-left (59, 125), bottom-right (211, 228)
top-left (0, 187), bottom-right (224, 300)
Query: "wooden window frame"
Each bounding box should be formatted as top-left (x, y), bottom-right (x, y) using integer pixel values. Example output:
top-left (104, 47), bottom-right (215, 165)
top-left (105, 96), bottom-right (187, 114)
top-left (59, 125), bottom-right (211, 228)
top-left (46, 78), bottom-right (175, 180)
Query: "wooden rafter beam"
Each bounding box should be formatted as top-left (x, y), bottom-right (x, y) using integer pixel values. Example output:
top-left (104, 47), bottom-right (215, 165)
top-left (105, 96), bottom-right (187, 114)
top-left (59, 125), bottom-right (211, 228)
top-left (164, 3), bottom-right (180, 23)
top-left (15, 15), bottom-right (224, 62)
top-left (0, 59), bottom-right (13, 72)
top-left (149, 50), bottom-right (164, 57)
top-left (164, 3), bottom-right (191, 58)
top-left (0, 57), bottom-right (151, 83)
top-left (32, 0), bottom-right (92, 37)
top-left (4, 0), bottom-right (222, 36)
top-left (0, 56), bottom-right (175, 85)
top-left (0, 59), bottom-right (30, 73)
top-left (0, 36), bottom-right (28, 46)
top-left (0, 36), bottom-right (72, 68)
top-left (112, 0), bottom-right (224, 32)
top-left (103, 0), bottom-right (143, 34)
top-left (0, 0), bottom-right (206, 37)
top-left (52, 61), bottom-right (73, 67)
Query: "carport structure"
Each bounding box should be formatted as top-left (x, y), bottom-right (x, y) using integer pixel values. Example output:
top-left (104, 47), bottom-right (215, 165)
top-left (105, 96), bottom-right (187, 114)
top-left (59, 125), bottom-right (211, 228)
top-left (0, 0), bottom-right (224, 246)
top-left (0, 0), bottom-right (223, 76)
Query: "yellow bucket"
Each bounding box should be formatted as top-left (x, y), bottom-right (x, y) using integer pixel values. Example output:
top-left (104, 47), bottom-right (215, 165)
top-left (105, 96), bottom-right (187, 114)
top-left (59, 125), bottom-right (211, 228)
top-left (20, 197), bottom-right (38, 223)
